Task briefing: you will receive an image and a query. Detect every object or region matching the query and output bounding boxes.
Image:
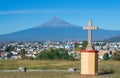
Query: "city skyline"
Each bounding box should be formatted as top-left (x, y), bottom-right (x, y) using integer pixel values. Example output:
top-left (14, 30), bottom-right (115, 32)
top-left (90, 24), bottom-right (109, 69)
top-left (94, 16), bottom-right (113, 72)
top-left (0, 0), bottom-right (120, 35)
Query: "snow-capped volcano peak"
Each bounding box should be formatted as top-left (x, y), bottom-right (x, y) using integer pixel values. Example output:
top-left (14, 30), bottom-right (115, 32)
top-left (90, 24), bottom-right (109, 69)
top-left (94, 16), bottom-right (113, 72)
top-left (39, 17), bottom-right (77, 27)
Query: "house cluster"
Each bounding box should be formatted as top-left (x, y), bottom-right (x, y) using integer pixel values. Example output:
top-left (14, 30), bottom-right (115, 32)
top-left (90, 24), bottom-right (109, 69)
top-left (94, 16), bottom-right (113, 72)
top-left (93, 42), bottom-right (120, 59)
top-left (0, 41), bottom-right (76, 59)
top-left (0, 41), bottom-right (120, 60)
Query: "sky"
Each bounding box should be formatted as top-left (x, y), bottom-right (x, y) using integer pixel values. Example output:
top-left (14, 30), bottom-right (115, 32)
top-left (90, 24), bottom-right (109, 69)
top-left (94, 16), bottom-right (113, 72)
top-left (0, 0), bottom-right (120, 35)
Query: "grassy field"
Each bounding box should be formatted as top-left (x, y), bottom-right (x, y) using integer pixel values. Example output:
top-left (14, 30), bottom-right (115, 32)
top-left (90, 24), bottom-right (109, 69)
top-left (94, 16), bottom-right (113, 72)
top-left (0, 60), bottom-right (120, 78)
top-left (0, 60), bottom-right (80, 70)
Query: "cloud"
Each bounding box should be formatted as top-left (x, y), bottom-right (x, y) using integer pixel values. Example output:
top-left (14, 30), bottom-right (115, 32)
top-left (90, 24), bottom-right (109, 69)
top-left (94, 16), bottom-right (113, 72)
top-left (0, 9), bottom-right (119, 15)
top-left (0, 10), bottom-right (61, 15)
top-left (0, 10), bottom-right (32, 15)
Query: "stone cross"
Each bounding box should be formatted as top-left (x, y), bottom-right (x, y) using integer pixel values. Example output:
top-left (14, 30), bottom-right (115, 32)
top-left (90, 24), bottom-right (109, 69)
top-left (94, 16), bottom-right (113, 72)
top-left (83, 20), bottom-right (97, 50)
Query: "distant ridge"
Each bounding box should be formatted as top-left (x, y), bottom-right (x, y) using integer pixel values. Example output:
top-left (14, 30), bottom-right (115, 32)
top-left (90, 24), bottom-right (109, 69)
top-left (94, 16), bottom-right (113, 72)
top-left (0, 17), bottom-right (120, 41)
top-left (104, 35), bottom-right (120, 42)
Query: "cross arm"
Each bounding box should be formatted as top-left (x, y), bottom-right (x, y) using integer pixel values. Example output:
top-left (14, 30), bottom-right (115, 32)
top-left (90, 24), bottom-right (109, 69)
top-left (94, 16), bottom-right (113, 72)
top-left (83, 26), bottom-right (98, 30)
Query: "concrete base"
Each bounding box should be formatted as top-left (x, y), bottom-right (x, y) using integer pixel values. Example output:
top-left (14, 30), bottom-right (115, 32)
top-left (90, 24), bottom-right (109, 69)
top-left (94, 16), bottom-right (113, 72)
top-left (80, 50), bottom-right (98, 75)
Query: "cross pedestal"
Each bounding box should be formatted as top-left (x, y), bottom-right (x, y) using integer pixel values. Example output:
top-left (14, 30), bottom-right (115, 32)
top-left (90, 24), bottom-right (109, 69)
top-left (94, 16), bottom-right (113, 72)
top-left (80, 20), bottom-right (98, 75)
top-left (81, 50), bottom-right (98, 75)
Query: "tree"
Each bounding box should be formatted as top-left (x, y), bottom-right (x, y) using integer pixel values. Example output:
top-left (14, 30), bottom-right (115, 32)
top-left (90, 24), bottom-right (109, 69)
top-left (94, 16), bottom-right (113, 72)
top-left (74, 42), bottom-right (80, 48)
top-left (82, 41), bottom-right (88, 50)
top-left (103, 53), bottom-right (110, 60)
top-left (5, 45), bottom-right (15, 52)
top-left (95, 42), bottom-right (100, 46)
top-left (7, 52), bottom-right (13, 59)
top-left (20, 49), bottom-right (26, 60)
top-left (0, 50), bottom-right (1, 57)
top-left (74, 42), bottom-right (80, 51)
top-left (37, 48), bottom-right (74, 60)
top-left (111, 51), bottom-right (120, 60)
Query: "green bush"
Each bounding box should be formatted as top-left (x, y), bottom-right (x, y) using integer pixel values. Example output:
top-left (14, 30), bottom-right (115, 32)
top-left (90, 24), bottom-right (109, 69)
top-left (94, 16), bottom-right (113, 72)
top-left (103, 53), bottom-right (110, 60)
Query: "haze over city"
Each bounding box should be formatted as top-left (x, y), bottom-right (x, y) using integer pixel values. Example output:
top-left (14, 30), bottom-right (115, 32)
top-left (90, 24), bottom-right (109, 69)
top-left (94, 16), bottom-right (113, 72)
top-left (0, 0), bottom-right (120, 35)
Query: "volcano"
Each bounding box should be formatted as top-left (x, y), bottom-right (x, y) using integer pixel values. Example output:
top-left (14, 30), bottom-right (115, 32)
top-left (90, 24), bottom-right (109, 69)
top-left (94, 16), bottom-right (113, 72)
top-left (0, 17), bottom-right (120, 41)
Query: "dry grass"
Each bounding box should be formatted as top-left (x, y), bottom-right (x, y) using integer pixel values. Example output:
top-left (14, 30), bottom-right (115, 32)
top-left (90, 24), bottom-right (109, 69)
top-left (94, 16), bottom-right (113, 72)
top-left (0, 60), bottom-right (80, 70)
top-left (0, 72), bottom-right (65, 78)
top-left (0, 72), bottom-right (114, 78)
top-left (0, 60), bottom-right (120, 78)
